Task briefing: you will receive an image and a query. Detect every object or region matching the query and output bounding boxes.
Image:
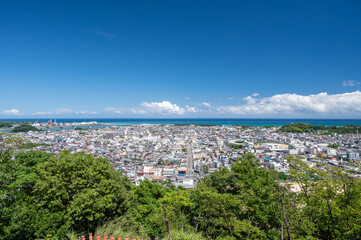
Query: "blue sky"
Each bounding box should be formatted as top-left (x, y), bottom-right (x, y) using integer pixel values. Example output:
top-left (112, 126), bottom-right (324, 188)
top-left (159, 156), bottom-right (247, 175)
top-left (0, 0), bottom-right (360, 118)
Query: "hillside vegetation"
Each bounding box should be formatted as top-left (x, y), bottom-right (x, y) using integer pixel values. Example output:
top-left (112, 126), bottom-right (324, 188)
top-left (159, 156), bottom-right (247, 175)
top-left (280, 123), bottom-right (360, 134)
top-left (0, 121), bottom-right (13, 128)
top-left (1, 149), bottom-right (361, 239)
top-left (11, 124), bottom-right (41, 133)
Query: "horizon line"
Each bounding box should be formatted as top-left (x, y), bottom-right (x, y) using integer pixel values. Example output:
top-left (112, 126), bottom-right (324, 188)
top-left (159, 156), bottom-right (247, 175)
top-left (1, 117), bottom-right (361, 120)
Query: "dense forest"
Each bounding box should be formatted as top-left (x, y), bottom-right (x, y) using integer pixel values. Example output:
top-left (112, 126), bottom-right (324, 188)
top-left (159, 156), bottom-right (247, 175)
top-left (11, 124), bottom-right (41, 133)
top-left (279, 123), bottom-right (360, 134)
top-left (0, 121), bottom-right (13, 128)
top-left (1, 147), bottom-right (361, 239)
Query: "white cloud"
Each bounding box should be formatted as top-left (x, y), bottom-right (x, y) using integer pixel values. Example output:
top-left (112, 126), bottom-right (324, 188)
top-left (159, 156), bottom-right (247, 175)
top-left (186, 105), bottom-right (197, 113)
top-left (1, 109), bottom-right (21, 115)
top-left (140, 101), bottom-right (186, 115)
top-left (93, 30), bottom-right (116, 40)
top-left (343, 80), bottom-right (360, 87)
top-left (131, 109), bottom-right (147, 114)
top-left (75, 111), bottom-right (97, 115)
top-left (104, 107), bottom-right (117, 111)
top-left (201, 102), bottom-right (211, 108)
top-left (252, 93), bottom-right (260, 97)
top-left (217, 91), bottom-right (361, 116)
top-left (32, 112), bottom-right (53, 115)
top-left (104, 107), bottom-right (125, 114)
top-left (56, 108), bottom-right (72, 114)
top-left (185, 97), bottom-right (191, 100)
top-left (243, 96), bottom-right (257, 104)
top-left (227, 97), bottom-right (234, 100)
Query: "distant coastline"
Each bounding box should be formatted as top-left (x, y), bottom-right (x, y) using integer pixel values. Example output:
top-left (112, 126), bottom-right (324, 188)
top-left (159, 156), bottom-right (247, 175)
top-left (1, 118), bottom-right (361, 126)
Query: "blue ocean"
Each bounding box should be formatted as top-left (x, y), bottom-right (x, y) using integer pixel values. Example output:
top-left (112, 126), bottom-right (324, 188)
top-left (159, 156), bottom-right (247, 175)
top-left (1, 118), bottom-right (361, 126)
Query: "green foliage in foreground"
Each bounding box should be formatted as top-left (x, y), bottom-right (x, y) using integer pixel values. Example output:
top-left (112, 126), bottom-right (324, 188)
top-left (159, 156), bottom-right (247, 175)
top-left (0, 150), bottom-right (131, 239)
top-left (1, 149), bottom-right (361, 239)
top-left (11, 124), bottom-right (41, 133)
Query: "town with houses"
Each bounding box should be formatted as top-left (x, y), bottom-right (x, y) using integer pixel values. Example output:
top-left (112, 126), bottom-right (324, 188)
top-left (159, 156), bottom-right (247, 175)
top-left (1, 121), bottom-right (360, 189)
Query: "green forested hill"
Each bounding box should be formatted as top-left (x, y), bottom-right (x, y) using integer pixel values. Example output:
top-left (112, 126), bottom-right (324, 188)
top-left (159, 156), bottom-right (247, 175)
top-left (280, 123), bottom-right (360, 134)
top-left (11, 124), bottom-right (41, 133)
top-left (0, 121), bottom-right (13, 128)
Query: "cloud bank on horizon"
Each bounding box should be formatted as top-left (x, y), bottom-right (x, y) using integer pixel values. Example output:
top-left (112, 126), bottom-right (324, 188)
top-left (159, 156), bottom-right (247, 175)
top-left (217, 91), bottom-right (361, 116)
top-left (1, 91), bottom-right (361, 118)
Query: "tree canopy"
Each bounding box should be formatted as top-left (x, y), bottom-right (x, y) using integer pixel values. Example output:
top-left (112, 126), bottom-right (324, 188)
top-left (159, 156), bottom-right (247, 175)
top-left (0, 121), bottom-right (13, 128)
top-left (0, 150), bottom-right (131, 239)
top-left (11, 124), bottom-right (41, 133)
top-left (280, 123), bottom-right (360, 134)
top-left (1, 148), bottom-right (361, 239)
